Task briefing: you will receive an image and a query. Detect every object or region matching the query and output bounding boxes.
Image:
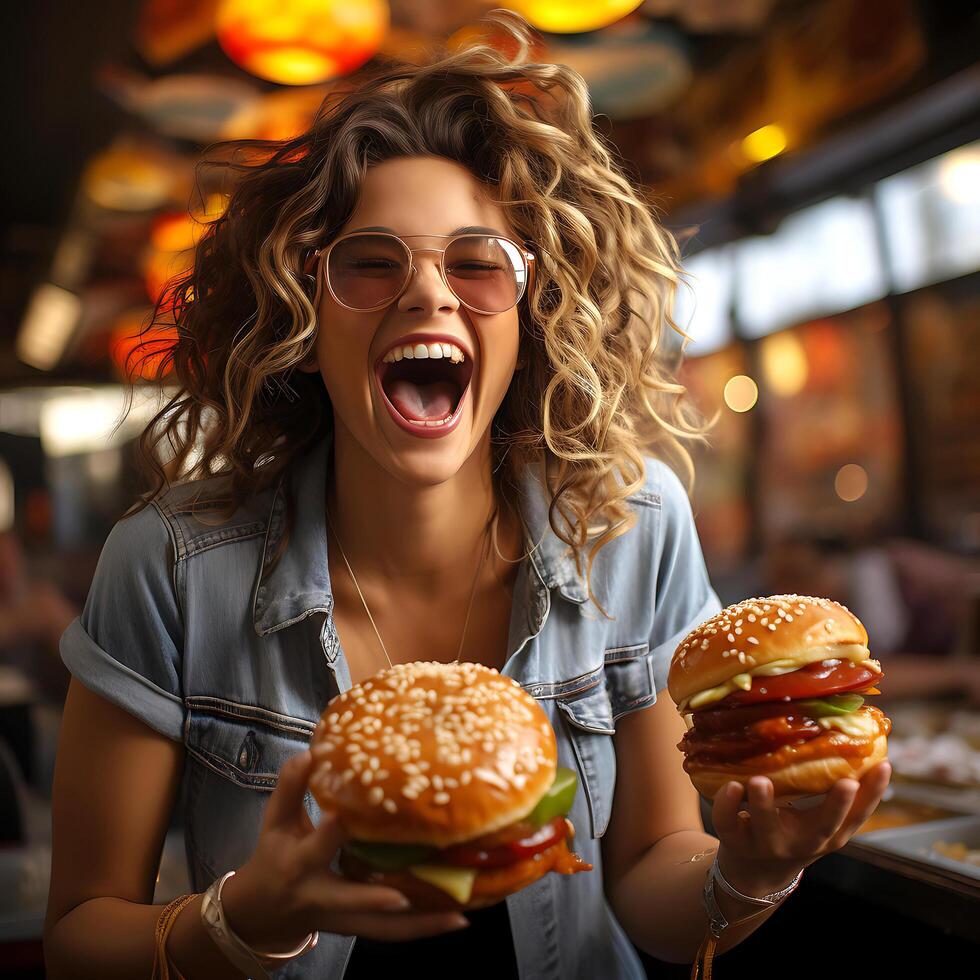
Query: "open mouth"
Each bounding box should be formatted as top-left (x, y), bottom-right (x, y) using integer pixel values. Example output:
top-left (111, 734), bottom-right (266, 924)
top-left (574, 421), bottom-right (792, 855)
top-left (375, 354), bottom-right (475, 425)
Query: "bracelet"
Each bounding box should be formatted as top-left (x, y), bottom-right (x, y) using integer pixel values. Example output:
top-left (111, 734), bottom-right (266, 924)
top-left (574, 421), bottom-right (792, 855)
top-left (692, 860), bottom-right (802, 980)
top-left (152, 893), bottom-right (197, 980)
top-left (200, 870), bottom-right (319, 978)
top-left (710, 855), bottom-right (804, 907)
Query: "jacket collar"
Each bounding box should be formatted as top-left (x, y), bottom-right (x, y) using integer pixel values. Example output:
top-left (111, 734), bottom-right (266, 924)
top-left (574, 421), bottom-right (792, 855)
top-left (252, 430), bottom-right (588, 636)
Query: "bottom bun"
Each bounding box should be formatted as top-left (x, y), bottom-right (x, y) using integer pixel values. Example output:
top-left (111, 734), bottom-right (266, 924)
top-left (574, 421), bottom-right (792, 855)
top-left (338, 837), bottom-right (579, 912)
top-left (688, 733), bottom-right (889, 801)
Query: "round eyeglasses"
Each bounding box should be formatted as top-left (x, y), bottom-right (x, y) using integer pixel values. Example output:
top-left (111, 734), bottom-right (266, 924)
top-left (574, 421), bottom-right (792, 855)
top-left (310, 232), bottom-right (536, 315)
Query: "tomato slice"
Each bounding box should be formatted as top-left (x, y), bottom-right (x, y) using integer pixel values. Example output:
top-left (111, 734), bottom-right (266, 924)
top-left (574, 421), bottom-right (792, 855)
top-left (707, 659), bottom-right (882, 708)
top-left (439, 816), bottom-right (567, 869)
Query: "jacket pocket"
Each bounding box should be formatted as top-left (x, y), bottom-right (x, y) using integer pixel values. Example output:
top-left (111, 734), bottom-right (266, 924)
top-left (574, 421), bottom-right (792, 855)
top-left (184, 696), bottom-right (316, 791)
top-left (555, 680), bottom-right (616, 840)
top-left (603, 641), bottom-right (657, 722)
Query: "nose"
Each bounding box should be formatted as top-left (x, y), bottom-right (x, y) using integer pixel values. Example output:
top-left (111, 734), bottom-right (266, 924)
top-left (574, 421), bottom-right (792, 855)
top-left (396, 251), bottom-right (460, 316)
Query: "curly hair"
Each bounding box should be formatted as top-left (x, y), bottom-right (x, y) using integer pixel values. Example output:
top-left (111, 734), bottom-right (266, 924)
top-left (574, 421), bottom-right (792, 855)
top-left (131, 7), bottom-right (712, 620)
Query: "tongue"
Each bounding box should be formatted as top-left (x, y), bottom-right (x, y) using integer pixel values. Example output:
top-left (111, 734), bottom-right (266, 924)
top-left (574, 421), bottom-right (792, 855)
top-left (386, 379), bottom-right (458, 422)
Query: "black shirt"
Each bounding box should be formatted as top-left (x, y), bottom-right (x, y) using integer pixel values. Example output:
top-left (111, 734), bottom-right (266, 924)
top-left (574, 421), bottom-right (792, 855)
top-left (343, 899), bottom-right (520, 979)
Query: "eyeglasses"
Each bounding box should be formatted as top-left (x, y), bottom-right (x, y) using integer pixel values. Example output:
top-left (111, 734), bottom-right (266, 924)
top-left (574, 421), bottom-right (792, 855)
top-left (310, 232), bottom-right (536, 315)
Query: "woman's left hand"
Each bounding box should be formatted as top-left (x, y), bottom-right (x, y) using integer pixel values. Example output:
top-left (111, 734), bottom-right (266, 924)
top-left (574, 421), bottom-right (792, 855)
top-left (709, 760), bottom-right (892, 895)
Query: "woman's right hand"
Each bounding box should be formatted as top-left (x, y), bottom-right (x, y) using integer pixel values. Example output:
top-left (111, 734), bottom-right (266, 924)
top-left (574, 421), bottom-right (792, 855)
top-left (222, 749), bottom-right (472, 949)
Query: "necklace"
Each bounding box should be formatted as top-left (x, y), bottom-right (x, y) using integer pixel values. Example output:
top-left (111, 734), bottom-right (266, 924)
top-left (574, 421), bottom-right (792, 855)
top-left (324, 497), bottom-right (493, 672)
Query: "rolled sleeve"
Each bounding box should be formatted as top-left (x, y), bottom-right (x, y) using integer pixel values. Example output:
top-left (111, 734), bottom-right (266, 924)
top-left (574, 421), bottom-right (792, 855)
top-left (646, 460), bottom-right (723, 695)
top-left (60, 503), bottom-right (186, 742)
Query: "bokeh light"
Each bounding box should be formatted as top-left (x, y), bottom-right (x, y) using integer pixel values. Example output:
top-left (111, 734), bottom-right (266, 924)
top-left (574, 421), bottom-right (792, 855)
top-left (723, 374), bottom-right (759, 412)
top-left (81, 146), bottom-right (179, 212)
top-left (740, 124), bottom-right (788, 164)
top-left (216, 0), bottom-right (389, 85)
top-left (835, 463), bottom-right (869, 502)
top-left (508, 1), bottom-right (644, 34)
top-left (760, 331), bottom-right (809, 397)
top-left (938, 144), bottom-right (980, 204)
top-left (109, 309), bottom-right (177, 382)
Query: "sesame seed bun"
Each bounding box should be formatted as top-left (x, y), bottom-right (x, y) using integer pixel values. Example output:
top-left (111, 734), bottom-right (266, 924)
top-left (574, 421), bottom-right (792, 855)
top-left (308, 661), bottom-right (558, 848)
top-left (667, 595), bottom-right (869, 706)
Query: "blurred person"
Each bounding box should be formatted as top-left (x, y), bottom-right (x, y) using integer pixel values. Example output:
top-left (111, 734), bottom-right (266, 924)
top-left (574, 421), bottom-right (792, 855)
top-left (44, 12), bottom-right (889, 980)
top-left (0, 531), bottom-right (77, 706)
top-left (763, 533), bottom-right (980, 703)
top-left (0, 530), bottom-right (76, 804)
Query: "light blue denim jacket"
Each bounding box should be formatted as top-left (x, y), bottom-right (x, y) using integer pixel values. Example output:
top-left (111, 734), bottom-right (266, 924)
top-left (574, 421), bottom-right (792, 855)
top-left (60, 430), bottom-right (721, 979)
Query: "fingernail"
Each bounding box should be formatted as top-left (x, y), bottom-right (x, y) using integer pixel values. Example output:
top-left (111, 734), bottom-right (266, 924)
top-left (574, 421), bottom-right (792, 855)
top-left (389, 897), bottom-right (411, 910)
top-left (450, 916), bottom-right (471, 930)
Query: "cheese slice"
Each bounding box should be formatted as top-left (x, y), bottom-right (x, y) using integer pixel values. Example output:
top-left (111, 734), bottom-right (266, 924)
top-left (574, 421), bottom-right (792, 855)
top-left (677, 644), bottom-right (872, 713)
top-left (816, 711), bottom-right (879, 738)
top-left (408, 864), bottom-right (478, 904)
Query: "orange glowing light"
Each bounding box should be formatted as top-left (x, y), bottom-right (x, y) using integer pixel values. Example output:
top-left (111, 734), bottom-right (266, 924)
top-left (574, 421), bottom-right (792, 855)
top-left (509, 0), bottom-right (643, 33)
top-left (143, 196), bottom-right (227, 304)
top-left (110, 311), bottom-right (178, 381)
top-left (216, 0), bottom-right (389, 85)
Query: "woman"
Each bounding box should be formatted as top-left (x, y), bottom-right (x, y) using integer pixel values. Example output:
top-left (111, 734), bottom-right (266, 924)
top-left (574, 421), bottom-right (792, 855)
top-left (43, 10), bottom-right (890, 979)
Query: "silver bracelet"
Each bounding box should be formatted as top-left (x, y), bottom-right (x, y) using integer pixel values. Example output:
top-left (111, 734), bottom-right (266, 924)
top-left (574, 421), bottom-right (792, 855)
top-left (702, 864), bottom-right (786, 941)
top-left (710, 854), bottom-right (804, 907)
top-left (200, 870), bottom-right (319, 977)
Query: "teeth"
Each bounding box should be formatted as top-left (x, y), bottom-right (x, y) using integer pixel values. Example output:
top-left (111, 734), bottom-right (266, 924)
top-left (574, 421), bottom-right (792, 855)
top-left (382, 341), bottom-right (465, 364)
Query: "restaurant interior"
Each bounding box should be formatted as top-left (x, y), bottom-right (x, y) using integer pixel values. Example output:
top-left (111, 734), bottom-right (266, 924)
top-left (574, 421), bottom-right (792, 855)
top-left (1, 1), bottom-right (979, 976)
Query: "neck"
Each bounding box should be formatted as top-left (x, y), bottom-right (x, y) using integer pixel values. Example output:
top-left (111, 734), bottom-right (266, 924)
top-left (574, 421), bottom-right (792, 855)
top-left (326, 421), bottom-right (524, 603)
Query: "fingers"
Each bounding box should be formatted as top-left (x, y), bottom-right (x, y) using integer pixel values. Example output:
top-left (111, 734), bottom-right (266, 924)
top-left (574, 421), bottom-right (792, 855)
top-left (711, 781), bottom-right (749, 848)
top-left (828, 761), bottom-right (892, 849)
top-left (745, 777), bottom-right (781, 850)
top-left (264, 751), bottom-right (315, 829)
top-left (304, 876), bottom-right (414, 914)
top-left (328, 909), bottom-right (471, 942)
top-left (807, 778), bottom-right (860, 846)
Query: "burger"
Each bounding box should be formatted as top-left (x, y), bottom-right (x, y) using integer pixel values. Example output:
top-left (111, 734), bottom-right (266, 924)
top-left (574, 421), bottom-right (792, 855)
top-left (308, 661), bottom-right (593, 911)
top-left (667, 595), bottom-right (891, 801)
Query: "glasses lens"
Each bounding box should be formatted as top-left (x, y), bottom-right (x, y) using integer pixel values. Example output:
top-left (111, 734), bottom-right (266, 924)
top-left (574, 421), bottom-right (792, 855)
top-left (445, 236), bottom-right (525, 314)
top-left (327, 234), bottom-right (409, 310)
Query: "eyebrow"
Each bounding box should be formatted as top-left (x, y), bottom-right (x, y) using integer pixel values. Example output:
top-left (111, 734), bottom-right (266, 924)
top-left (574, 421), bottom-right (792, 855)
top-left (348, 225), bottom-right (508, 237)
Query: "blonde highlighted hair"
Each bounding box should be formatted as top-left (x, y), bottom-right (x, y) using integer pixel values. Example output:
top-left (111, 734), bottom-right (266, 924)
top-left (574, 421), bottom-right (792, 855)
top-left (133, 8), bottom-right (711, 619)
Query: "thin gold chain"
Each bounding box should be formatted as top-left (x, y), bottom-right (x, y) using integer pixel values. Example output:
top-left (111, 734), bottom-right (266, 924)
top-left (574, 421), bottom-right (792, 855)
top-left (324, 498), bottom-right (492, 671)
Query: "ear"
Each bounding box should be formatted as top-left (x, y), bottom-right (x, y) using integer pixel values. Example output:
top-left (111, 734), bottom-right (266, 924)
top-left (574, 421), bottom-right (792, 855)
top-left (297, 355), bottom-right (320, 374)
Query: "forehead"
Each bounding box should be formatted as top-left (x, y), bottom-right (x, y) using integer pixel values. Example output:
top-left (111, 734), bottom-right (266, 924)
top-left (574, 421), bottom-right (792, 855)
top-left (342, 156), bottom-right (512, 237)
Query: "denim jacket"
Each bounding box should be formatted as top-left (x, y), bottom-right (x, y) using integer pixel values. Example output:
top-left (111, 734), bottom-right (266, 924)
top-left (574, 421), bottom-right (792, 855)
top-left (60, 430), bottom-right (721, 979)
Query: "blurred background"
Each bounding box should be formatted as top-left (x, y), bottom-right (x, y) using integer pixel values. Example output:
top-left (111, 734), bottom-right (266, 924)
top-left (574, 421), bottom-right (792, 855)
top-left (2, 0), bottom-right (980, 975)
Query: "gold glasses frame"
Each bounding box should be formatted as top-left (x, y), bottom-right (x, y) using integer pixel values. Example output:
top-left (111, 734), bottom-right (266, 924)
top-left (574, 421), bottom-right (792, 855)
top-left (308, 232), bottom-right (536, 315)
